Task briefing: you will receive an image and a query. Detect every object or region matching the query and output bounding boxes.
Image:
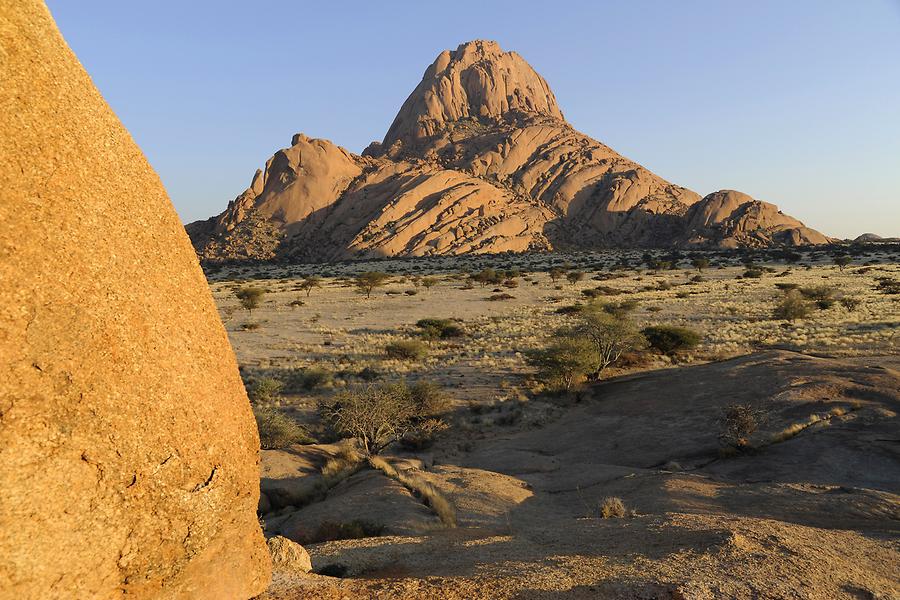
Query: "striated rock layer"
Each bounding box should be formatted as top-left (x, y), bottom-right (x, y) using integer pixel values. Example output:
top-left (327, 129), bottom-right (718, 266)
top-left (188, 40), bottom-right (829, 262)
top-left (0, 1), bottom-right (270, 598)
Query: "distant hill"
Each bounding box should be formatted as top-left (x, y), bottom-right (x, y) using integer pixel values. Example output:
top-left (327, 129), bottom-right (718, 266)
top-left (187, 40), bottom-right (830, 262)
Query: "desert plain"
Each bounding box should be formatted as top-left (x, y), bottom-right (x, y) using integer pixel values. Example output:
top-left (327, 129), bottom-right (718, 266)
top-left (208, 247), bottom-right (900, 599)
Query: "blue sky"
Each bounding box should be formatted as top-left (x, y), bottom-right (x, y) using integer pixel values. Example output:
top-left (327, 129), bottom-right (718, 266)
top-left (47, 1), bottom-right (900, 238)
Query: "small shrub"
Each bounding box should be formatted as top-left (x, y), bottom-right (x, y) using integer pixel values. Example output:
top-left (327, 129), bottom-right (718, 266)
top-left (249, 377), bottom-right (283, 403)
top-left (839, 296), bottom-right (861, 310)
top-left (602, 299), bottom-right (639, 318)
top-left (641, 325), bottom-right (700, 355)
top-left (774, 282), bottom-right (799, 292)
top-left (254, 407), bottom-right (313, 449)
top-left (566, 271), bottom-right (585, 285)
top-left (487, 293), bottom-right (515, 301)
top-left (875, 277), bottom-right (900, 295)
top-left (833, 255), bottom-right (852, 270)
top-left (527, 337), bottom-right (596, 392)
top-left (799, 285), bottom-right (836, 302)
top-left (555, 304), bottom-right (584, 315)
top-left (235, 286), bottom-right (265, 314)
top-left (599, 497), bottom-right (626, 519)
top-left (774, 290), bottom-right (811, 321)
top-left (415, 318), bottom-right (464, 339)
top-left (743, 268), bottom-right (764, 278)
top-left (385, 340), bottom-right (428, 361)
top-left (719, 403), bottom-right (767, 450)
top-left (356, 366), bottom-right (381, 381)
top-left (298, 275), bottom-right (322, 297)
top-left (286, 367), bottom-right (333, 391)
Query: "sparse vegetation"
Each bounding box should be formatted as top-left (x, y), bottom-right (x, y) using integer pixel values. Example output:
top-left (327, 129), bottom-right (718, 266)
top-left (719, 403), bottom-right (767, 450)
top-left (298, 275), bottom-right (322, 297)
top-left (320, 381), bottom-right (446, 455)
top-left (599, 497), bottom-right (626, 519)
top-left (355, 271), bottom-right (391, 298)
top-left (235, 286), bottom-right (265, 315)
top-left (774, 290), bottom-right (811, 321)
top-left (641, 325), bottom-right (700, 356)
top-left (527, 337), bottom-right (596, 391)
top-left (416, 318), bottom-right (464, 339)
top-left (385, 339), bottom-right (428, 360)
top-left (254, 407), bottom-right (313, 449)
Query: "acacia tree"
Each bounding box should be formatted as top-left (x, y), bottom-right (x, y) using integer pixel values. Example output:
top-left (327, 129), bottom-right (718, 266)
top-left (548, 267), bottom-right (566, 283)
top-left (527, 337), bottom-right (596, 391)
top-left (235, 286), bottom-right (264, 315)
top-left (421, 276), bottom-right (438, 291)
top-left (566, 271), bottom-right (585, 285)
top-left (354, 271), bottom-right (390, 298)
top-left (299, 275), bottom-right (322, 297)
top-left (575, 308), bottom-right (646, 379)
top-left (691, 258), bottom-right (710, 272)
top-left (321, 383), bottom-right (445, 455)
top-left (833, 256), bottom-right (852, 271)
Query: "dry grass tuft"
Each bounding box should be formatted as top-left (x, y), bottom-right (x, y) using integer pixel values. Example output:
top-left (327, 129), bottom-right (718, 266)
top-left (599, 496), bottom-right (626, 519)
top-left (369, 456), bottom-right (457, 527)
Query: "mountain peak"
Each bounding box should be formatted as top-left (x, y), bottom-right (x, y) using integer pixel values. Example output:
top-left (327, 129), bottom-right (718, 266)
top-left (382, 39), bottom-right (563, 147)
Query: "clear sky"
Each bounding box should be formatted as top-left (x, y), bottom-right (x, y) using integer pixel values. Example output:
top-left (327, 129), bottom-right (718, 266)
top-left (47, 1), bottom-right (900, 239)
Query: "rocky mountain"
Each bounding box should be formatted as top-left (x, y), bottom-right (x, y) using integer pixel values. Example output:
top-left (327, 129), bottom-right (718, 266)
top-left (187, 40), bottom-right (829, 262)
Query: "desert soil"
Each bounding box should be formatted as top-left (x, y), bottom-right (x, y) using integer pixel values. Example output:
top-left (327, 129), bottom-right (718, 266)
top-left (208, 249), bottom-right (899, 599)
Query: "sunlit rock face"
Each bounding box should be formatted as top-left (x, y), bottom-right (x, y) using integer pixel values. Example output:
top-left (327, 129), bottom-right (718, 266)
top-left (0, 1), bottom-right (270, 597)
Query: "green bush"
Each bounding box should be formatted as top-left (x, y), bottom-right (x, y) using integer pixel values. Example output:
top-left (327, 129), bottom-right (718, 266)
top-left (385, 340), bottom-right (428, 361)
top-left (774, 290), bottom-right (811, 321)
top-left (799, 285), bottom-right (836, 302)
top-left (235, 286), bottom-right (265, 314)
top-left (415, 318), bottom-right (464, 339)
top-left (641, 325), bottom-right (701, 355)
top-left (526, 337), bottom-right (597, 392)
top-left (285, 367), bottom-right (333, 391)
top-left (254, 407), bottom-right (313, 449)
top-left (601, 299), bottom-right (640, 318)
top-left (249, 377), bottom-right (283, 403)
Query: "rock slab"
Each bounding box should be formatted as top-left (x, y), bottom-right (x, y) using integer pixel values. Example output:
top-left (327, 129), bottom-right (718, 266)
top-left (0, 1), bottom-right (270, 598)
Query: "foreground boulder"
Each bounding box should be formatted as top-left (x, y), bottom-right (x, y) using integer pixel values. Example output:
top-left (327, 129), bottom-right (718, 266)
top-left (0, 1), bottom-right (269, 598)
top-left (266, 536), bottom-right (312, 574)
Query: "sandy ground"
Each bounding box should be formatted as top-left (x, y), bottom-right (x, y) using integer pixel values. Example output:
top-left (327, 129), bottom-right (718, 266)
top-left (205, 249), bottom-right (900, 599)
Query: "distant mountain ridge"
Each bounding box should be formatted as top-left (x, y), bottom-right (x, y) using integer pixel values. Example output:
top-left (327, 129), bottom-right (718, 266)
top-left (187, 40), bottom-right (829, 262)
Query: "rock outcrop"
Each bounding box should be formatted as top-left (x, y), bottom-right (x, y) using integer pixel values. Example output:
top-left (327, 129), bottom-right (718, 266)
top-left (188, 40), bottom-right (829, 262)
top-left (680, 190), bottom-right (830, 248)
top-left (0, 2), bottom-right (269, 598)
